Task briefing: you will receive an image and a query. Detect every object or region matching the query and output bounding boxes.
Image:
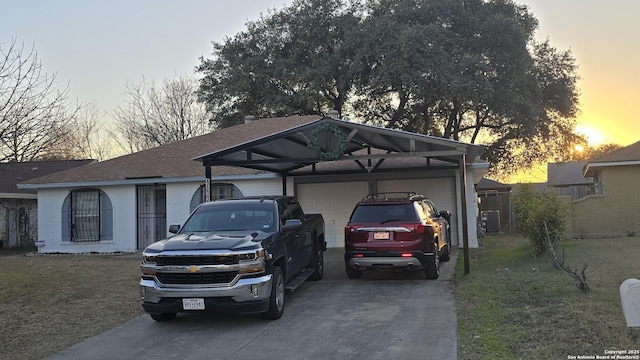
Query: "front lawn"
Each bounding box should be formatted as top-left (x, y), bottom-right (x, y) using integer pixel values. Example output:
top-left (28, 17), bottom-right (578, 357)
top-left (455, 234), bottom-right (640, 359)
top-left (0, 251), bottom-right (143, 360)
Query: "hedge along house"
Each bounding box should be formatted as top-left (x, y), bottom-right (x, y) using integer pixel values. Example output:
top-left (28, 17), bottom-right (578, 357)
top-left (19, 115), bottom-right (487, 254)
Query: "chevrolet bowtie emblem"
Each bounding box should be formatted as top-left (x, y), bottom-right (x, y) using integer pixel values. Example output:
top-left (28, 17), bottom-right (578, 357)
top-left (187, 266), bottom-right (200, 273)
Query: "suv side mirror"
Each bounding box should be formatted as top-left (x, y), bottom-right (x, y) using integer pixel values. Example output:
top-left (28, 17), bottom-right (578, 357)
top-left (439, 211), bottom-right (451, 222)
top-left (281, 219), bottom-right (303, 232)
top-left (168, 224), bottom-right (181, 234)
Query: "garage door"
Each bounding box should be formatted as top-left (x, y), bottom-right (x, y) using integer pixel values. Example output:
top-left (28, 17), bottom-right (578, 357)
top-left (377, 178), bottom-right (459, 245)
top-left (296, 181), bottom-right (368, 248)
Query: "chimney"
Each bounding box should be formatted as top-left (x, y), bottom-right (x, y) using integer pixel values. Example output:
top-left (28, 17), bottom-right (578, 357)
top-left (244, 115), bottom-right (255, 124)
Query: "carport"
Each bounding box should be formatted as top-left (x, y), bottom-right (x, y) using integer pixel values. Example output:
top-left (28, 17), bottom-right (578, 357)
top-left (193, 116), bottom-right (486, 273)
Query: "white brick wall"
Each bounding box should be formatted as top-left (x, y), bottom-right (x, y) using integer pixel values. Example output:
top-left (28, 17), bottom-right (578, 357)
top-left (36, 177), bottom-right (290, 253)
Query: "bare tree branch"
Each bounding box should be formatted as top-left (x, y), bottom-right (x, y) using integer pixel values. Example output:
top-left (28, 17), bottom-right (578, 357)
top-left (112, 74), bottom-right (211, 152)
top-left (544, 222), bottom-right (590, 292)
top-left (0, 37), bottom-right (82, 161)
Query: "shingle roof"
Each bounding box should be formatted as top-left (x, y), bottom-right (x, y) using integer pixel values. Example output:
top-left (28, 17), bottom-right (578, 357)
top-left (476, 178), bottom-right (511, 191)
top-left (3, 160), bottom-right (96, 194)
top-left (547, 162), bottom-right (593, 186)
top-left (22, 115), bottom-right (321, 186)
top-left (590, 140), bottom-right (640, 163)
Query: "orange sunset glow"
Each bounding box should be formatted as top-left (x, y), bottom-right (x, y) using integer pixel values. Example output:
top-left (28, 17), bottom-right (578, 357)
top-left (526, 0), bottom-right (640, 148)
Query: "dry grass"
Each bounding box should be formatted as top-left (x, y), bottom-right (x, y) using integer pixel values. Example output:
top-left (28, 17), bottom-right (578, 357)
top-left (455, 234), bottom-right (640, 359)
top-left (0, 249), bottom-right (143, 360)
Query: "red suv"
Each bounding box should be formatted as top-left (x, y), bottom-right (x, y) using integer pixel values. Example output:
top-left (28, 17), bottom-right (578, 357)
top-left (344, 192), bottom-right (451, 279)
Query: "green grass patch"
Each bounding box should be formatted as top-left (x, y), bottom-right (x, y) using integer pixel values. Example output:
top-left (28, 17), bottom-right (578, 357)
top-left (455, 234), bottom-right (640, 359)
top-left (0, 253), bottom-right (144, 360)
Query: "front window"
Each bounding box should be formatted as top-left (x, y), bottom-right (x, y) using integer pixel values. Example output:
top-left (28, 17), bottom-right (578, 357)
top-left (62, 189), bottom-right (113, 242)
top-left (189, 183), bottom-right (243, 212)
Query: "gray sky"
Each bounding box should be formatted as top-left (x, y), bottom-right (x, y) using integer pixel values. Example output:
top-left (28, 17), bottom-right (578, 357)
top-left (1, 0), bottom-right (293, 110)
top-left (2, 0), bottom-right (640, 146)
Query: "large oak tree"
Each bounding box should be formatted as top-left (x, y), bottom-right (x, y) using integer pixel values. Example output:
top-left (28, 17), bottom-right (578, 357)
top-left (196, 0), bottom-right (580, 176)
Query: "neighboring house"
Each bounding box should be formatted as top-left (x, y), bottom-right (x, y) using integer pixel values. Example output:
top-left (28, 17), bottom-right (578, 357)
top-left (0, 159), bottom-right (96, 248)
top-left (547, 162), bottom-right (596, 200)
top-left (565, 140), bottom-right (640, 239)
top-left (20, 115), bottom-right (488, 253)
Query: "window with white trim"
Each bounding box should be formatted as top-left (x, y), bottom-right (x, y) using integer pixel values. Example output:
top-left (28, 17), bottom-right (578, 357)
top-left (62, 189), bottom-right (113, 242)
top-left (189, 183), bottom-right (243, 212)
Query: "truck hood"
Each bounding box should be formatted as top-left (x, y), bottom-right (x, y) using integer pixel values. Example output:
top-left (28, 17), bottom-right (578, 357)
top-left (144, 231), bottom-right (272, 253)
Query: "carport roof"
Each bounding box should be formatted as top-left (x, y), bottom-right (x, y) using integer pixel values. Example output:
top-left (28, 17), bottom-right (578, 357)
top-left (194, 117), bottom-right (486, 175)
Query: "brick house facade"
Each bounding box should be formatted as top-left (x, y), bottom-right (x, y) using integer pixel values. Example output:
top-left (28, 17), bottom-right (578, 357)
top-left (566, 141), bottom-right (640, 239)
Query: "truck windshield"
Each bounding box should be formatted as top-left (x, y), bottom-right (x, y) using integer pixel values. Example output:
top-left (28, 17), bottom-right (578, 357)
top-left (181, 203), bottom-right (277, 233)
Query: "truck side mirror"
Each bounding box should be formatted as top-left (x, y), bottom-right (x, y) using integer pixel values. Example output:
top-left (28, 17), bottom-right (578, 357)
top-left (281, 219), bottom-right (302, 232)
top-left (168, 224), bottom-right (181, 234)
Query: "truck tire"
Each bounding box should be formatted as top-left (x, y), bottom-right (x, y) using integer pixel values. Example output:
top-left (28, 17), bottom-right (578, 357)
top-left (309, 245), bottom-right (324, 281)
top-left (150, 313), bottom-right (176, 322)
top-left (261, 266), bottom-right (285, 320)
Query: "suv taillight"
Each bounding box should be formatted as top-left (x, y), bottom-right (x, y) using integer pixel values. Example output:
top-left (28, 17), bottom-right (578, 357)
top-left (414, 224), bottom-right (425, 234)
top-left (345, 225), bottom-right (362, 235)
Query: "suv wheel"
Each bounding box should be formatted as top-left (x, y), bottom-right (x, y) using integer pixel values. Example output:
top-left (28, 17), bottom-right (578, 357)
top-left (440, 238), bottom-right (451, 262)
top-left (345, 266), bottom-right (362, 279)
top-left (425, 246), bottom-right (440, 279)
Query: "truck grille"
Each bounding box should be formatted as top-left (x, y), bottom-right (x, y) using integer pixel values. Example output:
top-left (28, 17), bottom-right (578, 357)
top-left (156, 255), bottom-right (239, 266)
top-left (156, 271), bottom-right (238, 285)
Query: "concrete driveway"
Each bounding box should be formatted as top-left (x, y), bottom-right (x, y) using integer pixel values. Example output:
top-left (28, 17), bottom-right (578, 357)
top-left (46, 248), bottom-right (458, 360)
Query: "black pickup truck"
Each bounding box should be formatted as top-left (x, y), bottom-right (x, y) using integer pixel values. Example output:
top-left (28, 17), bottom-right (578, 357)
top-left (140, 195), bottom-right (326, 321)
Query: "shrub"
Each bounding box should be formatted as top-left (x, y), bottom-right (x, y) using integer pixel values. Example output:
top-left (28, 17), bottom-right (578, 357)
top-left (512, 184), bottom-right (567, 255)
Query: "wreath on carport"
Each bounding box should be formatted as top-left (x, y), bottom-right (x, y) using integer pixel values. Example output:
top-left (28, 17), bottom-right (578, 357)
top-left (308, 121), bottom-right (347, 161)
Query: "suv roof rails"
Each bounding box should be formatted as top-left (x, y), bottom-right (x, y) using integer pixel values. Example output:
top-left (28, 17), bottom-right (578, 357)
top-left (362, 192), bottom-right (424, 201)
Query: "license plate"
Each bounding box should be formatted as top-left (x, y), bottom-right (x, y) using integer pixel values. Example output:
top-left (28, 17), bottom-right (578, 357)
top-left (182, 298), bottom-right (205, 310)
top-left (373, 232), bottom-right (390, 240)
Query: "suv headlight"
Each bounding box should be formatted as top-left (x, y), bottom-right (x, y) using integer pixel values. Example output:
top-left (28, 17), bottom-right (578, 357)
top-left (239, 249), bottom-right (266, 274)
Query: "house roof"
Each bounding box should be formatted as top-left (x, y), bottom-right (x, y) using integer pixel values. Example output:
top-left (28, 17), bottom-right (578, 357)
top-left (20, 114), bottom-right (488, 189)
top-left (21, 115), bottom-right (322, 187)
top-left (590, 140), bottom-right (640, 163)
top-left (476, 178), bottom-right (512, 192)
top-left (547, 162), bottom-right (593, 186)
top-left (194, 117), bottom-right (486, 175)
top-left (3, 159), bottom-right (96, 196)
top-left (585, 140), bottom-right (640, 176)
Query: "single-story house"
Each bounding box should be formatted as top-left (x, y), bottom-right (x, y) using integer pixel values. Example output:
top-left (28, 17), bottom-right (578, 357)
top-left (0, 159), bottom-right (96, 248)
top-left (547, 162), bottom-right (595, 200)
top-left (565, 140), bottom-right (640, 238)
top-left (19, 115), bottom-right (488, 253)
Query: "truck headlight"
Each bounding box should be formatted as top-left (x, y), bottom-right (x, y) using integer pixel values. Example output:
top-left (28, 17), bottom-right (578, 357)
top-left (239, 249), bottom-right (266, 274)
top-left (142, 254), bottom-right (157, 264)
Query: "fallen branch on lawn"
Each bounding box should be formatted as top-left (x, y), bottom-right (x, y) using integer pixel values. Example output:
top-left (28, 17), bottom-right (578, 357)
top-left (544, 222), bottom-right (591, 292)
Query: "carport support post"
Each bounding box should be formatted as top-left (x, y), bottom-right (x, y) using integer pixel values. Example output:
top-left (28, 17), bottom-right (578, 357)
top-left (205, 165), bottom-right (212, 202)
top-left (459, 155), bottom-right (470, 274)
top-left (282, 174), bottom-right (287, 196)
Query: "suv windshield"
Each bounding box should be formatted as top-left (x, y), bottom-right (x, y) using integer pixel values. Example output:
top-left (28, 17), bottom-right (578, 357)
top-left (181, 203), bottom-right (277, 232)
top-left (350, 203), bottom-right (418, 223)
